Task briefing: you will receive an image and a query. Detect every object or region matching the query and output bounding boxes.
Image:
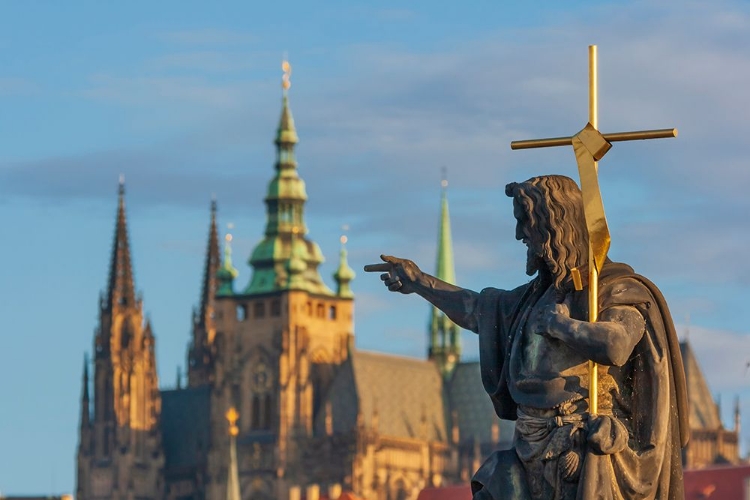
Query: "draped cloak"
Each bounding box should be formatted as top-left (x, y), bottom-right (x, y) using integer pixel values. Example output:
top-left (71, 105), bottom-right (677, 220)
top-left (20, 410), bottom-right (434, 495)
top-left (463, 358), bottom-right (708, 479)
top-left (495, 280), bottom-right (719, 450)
top-left (469, 262), bottom-right (689, 500)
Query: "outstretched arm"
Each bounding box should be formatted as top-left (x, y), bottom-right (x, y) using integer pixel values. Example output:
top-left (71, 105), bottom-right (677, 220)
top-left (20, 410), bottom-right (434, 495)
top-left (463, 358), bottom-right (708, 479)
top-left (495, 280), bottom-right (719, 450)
top-left (364, 255), bottom-right (481, 332)
top-left (530, 298), bottom-right (646, 366)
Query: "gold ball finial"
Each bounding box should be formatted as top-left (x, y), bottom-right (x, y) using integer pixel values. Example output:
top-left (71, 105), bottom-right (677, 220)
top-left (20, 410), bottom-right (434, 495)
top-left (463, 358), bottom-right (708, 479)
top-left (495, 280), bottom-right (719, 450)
top-left (226, 407), bottom-right (239, 436)
top-left (340, 224), bottom-right (350, 246)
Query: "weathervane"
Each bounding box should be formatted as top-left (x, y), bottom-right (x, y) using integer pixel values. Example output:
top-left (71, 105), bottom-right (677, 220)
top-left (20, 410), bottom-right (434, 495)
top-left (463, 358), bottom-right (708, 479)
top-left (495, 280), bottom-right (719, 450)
top-left (510, 45), bottom-right (677, 414)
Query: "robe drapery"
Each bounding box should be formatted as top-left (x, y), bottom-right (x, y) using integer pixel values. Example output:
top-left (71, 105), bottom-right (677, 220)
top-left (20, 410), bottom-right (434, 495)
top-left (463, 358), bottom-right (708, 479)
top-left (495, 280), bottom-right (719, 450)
top-left (469, 262), bottom-right (688, 500)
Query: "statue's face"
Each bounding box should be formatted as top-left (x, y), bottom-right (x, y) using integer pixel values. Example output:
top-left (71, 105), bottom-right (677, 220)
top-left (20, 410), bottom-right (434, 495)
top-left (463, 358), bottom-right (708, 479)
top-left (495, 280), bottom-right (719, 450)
top-left (513, 199), bottom-right (545, 276)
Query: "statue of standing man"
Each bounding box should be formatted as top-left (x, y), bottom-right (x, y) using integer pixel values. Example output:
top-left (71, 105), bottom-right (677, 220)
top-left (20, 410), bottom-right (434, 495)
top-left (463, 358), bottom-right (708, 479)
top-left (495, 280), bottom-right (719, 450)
top-left (365, 175), bottom-right (688, 500)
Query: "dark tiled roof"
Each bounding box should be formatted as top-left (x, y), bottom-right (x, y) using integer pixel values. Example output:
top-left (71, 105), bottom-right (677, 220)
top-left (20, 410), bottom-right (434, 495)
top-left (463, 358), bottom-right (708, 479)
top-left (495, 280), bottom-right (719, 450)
top-left (417, 485), bottom-right (472, 500)
top-left (319, 350), bottom-right (448, 441)
top-left (160, 385), bottom-right (211, 470)
top-left (680, 341), bottom-right (722, 430)
top-left (447, 362), bottom-right (514, 446)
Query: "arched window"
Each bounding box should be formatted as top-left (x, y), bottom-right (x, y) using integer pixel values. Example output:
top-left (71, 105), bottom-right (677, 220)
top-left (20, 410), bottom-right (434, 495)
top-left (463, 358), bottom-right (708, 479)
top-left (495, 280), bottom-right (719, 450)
top-left (236, 304), bottom-right (247, 321)
top-left (263, 393), bottom-right (273, 430)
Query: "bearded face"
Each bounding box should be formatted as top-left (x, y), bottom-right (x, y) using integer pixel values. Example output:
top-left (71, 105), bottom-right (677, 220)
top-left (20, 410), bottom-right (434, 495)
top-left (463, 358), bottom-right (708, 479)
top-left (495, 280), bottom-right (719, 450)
top-left (513, 200), bottom-right (546, 277)
top-left (507, 175), bottom-right (589, 290)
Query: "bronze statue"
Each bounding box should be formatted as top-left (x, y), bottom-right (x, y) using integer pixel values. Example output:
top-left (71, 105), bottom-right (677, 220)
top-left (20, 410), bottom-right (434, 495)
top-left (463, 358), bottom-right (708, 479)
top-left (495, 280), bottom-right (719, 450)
top-left (365, 175), bottom-right (688, 500)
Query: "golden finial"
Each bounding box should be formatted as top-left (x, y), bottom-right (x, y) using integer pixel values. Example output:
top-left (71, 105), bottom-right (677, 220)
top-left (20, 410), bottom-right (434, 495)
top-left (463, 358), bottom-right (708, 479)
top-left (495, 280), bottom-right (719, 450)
top-left (282, 58), bottom-right (292, 92)
top-left (226, 222), bottom-right (235, 243)
top-left (340, 224), bottom-right (350, 245)
top-left (226, 407), bottom-right (239, 437)
top-left (441, 167), bottom-right (448, 189)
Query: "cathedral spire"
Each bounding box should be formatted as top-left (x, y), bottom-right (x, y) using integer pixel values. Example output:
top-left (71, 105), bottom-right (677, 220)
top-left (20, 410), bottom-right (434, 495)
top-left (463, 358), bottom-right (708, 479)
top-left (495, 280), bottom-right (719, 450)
top-left (189, 200), bottom-right (224, 386)
top-left (428, 170), bottom-right (461, 377)
top-left (80, 353), bottom-right (90, 430)
top-left (246, 60), bottom-right (333, 296)
top-left (199, 198), bottom-right (220, 334)
top-left (735, 396), bottom-right (741, 434)
top-left (106, 176), bottom-right (137, 311)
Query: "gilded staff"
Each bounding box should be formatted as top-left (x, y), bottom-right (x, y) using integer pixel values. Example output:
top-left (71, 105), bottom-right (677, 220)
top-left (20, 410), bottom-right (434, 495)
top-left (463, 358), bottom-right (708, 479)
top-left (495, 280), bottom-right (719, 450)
top-left (510, 45), bottom-right (677, 415)
top-left (511, 128), bottom-right (677, 150)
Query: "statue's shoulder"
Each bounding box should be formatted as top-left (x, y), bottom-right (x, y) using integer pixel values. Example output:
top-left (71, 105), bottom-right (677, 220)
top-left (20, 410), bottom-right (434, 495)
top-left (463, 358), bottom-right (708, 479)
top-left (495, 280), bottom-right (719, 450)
top-left (599, 262), bottom-right (661, 311)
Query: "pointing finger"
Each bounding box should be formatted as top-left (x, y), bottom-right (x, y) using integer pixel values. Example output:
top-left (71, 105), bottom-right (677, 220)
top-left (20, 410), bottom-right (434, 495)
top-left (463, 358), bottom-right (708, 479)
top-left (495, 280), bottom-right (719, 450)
top-left (364, 263), bottom-right (391, 272)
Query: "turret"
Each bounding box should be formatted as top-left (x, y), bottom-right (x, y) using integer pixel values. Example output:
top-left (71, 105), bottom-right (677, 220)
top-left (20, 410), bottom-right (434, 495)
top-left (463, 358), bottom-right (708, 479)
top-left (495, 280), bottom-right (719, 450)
top-left (428, 172), bottom-right (462, 377)
top-left (333, 234), bottom-right (355, 298)
top-left (216, 231), bottom-right (239, 296)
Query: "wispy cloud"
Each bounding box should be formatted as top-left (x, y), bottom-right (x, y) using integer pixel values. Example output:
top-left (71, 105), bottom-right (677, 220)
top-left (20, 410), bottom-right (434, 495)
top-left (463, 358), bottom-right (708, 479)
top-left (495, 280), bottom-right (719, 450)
top-left (0, 77), bottom-right (39, 96)
top-left (145, 51), bottom-right (255, 73)
top-left (82, 74), bottom-right (248, 108)
top-left (157, 28), bottom-right (256, 46)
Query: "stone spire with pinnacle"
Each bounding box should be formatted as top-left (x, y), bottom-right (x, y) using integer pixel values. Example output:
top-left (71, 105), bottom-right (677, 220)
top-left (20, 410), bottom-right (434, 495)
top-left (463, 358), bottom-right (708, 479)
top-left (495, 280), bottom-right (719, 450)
top-left (428, 171), bottom-right (461, 377)
top-left (105, 176), bottom-right (137, 312)
top-left (199, 198), bottom-right (220, 337)
top-left (79, 353), bottom-right (91, 442)
top-left (246, 59), bottom-right (333, 296)
top-left (188, 199), bottom-right (221, 386)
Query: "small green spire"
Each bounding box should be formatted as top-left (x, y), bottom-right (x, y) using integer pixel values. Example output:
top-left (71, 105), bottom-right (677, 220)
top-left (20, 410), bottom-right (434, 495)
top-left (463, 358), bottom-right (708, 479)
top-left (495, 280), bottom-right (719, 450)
top-left (217, 232), bottom-right (239, 296)
top-left (334, 234), bottom-right (355, 298)
top-left (429, 171), bottom-right (461, 377)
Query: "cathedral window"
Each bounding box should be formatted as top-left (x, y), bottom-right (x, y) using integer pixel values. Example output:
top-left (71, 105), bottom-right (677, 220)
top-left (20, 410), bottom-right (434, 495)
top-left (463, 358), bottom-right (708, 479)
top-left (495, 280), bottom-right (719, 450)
top-left (251, 395), bottom-right (261, 429)
top-left (328, 305), bottom-right (337, 320)
top-left (316, 303), bottom-right (325, 318)
top-left (270, 299), bottom-right (281, 317)
top-left (263, 393), bottom-right (273, 429)
top-left (254, 301), bottom-right (265, 318)
top-left (236, 304), bottom-right (247, 321)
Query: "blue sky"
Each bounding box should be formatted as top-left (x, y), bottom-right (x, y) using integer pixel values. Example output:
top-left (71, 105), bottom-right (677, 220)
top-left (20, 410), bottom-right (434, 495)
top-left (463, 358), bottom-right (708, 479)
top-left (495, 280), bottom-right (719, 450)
top-left (2, 0), bottom-right (750, 494)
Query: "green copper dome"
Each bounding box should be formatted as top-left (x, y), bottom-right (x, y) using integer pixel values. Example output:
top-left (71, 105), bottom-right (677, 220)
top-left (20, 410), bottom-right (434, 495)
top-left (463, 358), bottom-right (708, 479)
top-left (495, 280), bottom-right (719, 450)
top-left (333, 238), bottom-right (355, 299)
top-left (245, 89), bottom-right (333, 297)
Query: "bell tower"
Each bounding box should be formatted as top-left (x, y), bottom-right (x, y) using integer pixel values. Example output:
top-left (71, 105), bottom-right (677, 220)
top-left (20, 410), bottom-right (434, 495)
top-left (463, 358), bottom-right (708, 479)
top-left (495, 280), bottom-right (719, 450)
top-left (205, 61), bottom-right (355, 499)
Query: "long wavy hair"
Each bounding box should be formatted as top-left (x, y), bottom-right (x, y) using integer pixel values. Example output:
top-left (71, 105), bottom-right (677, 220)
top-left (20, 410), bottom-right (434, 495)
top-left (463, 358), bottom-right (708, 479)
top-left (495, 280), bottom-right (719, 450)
top-left (505, 175), bottom-right (588, 289)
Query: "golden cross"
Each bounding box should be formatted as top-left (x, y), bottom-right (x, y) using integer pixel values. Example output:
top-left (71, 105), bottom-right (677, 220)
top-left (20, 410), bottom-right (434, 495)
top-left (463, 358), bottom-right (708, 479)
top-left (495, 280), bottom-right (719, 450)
top-left (510, 45), bottom-right (677, 414)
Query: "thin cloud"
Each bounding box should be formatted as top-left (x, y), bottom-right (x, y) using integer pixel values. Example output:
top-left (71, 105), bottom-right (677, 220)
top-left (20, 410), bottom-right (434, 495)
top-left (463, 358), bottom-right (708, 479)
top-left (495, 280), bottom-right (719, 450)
top-left (0, 77), bottom-right (39, 96)
top-left (82, 74), bottom-right (247, 108)
top-left (156, 28), bottom-right (256, 46)
top-left (145, 51), bottom-right (255, 73)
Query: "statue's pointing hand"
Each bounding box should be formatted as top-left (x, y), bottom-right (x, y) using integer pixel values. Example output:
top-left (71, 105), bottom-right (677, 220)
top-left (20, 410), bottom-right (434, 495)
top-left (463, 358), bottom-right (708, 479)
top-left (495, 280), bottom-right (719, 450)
top-left (364, 255), bottom-right (423, 294)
